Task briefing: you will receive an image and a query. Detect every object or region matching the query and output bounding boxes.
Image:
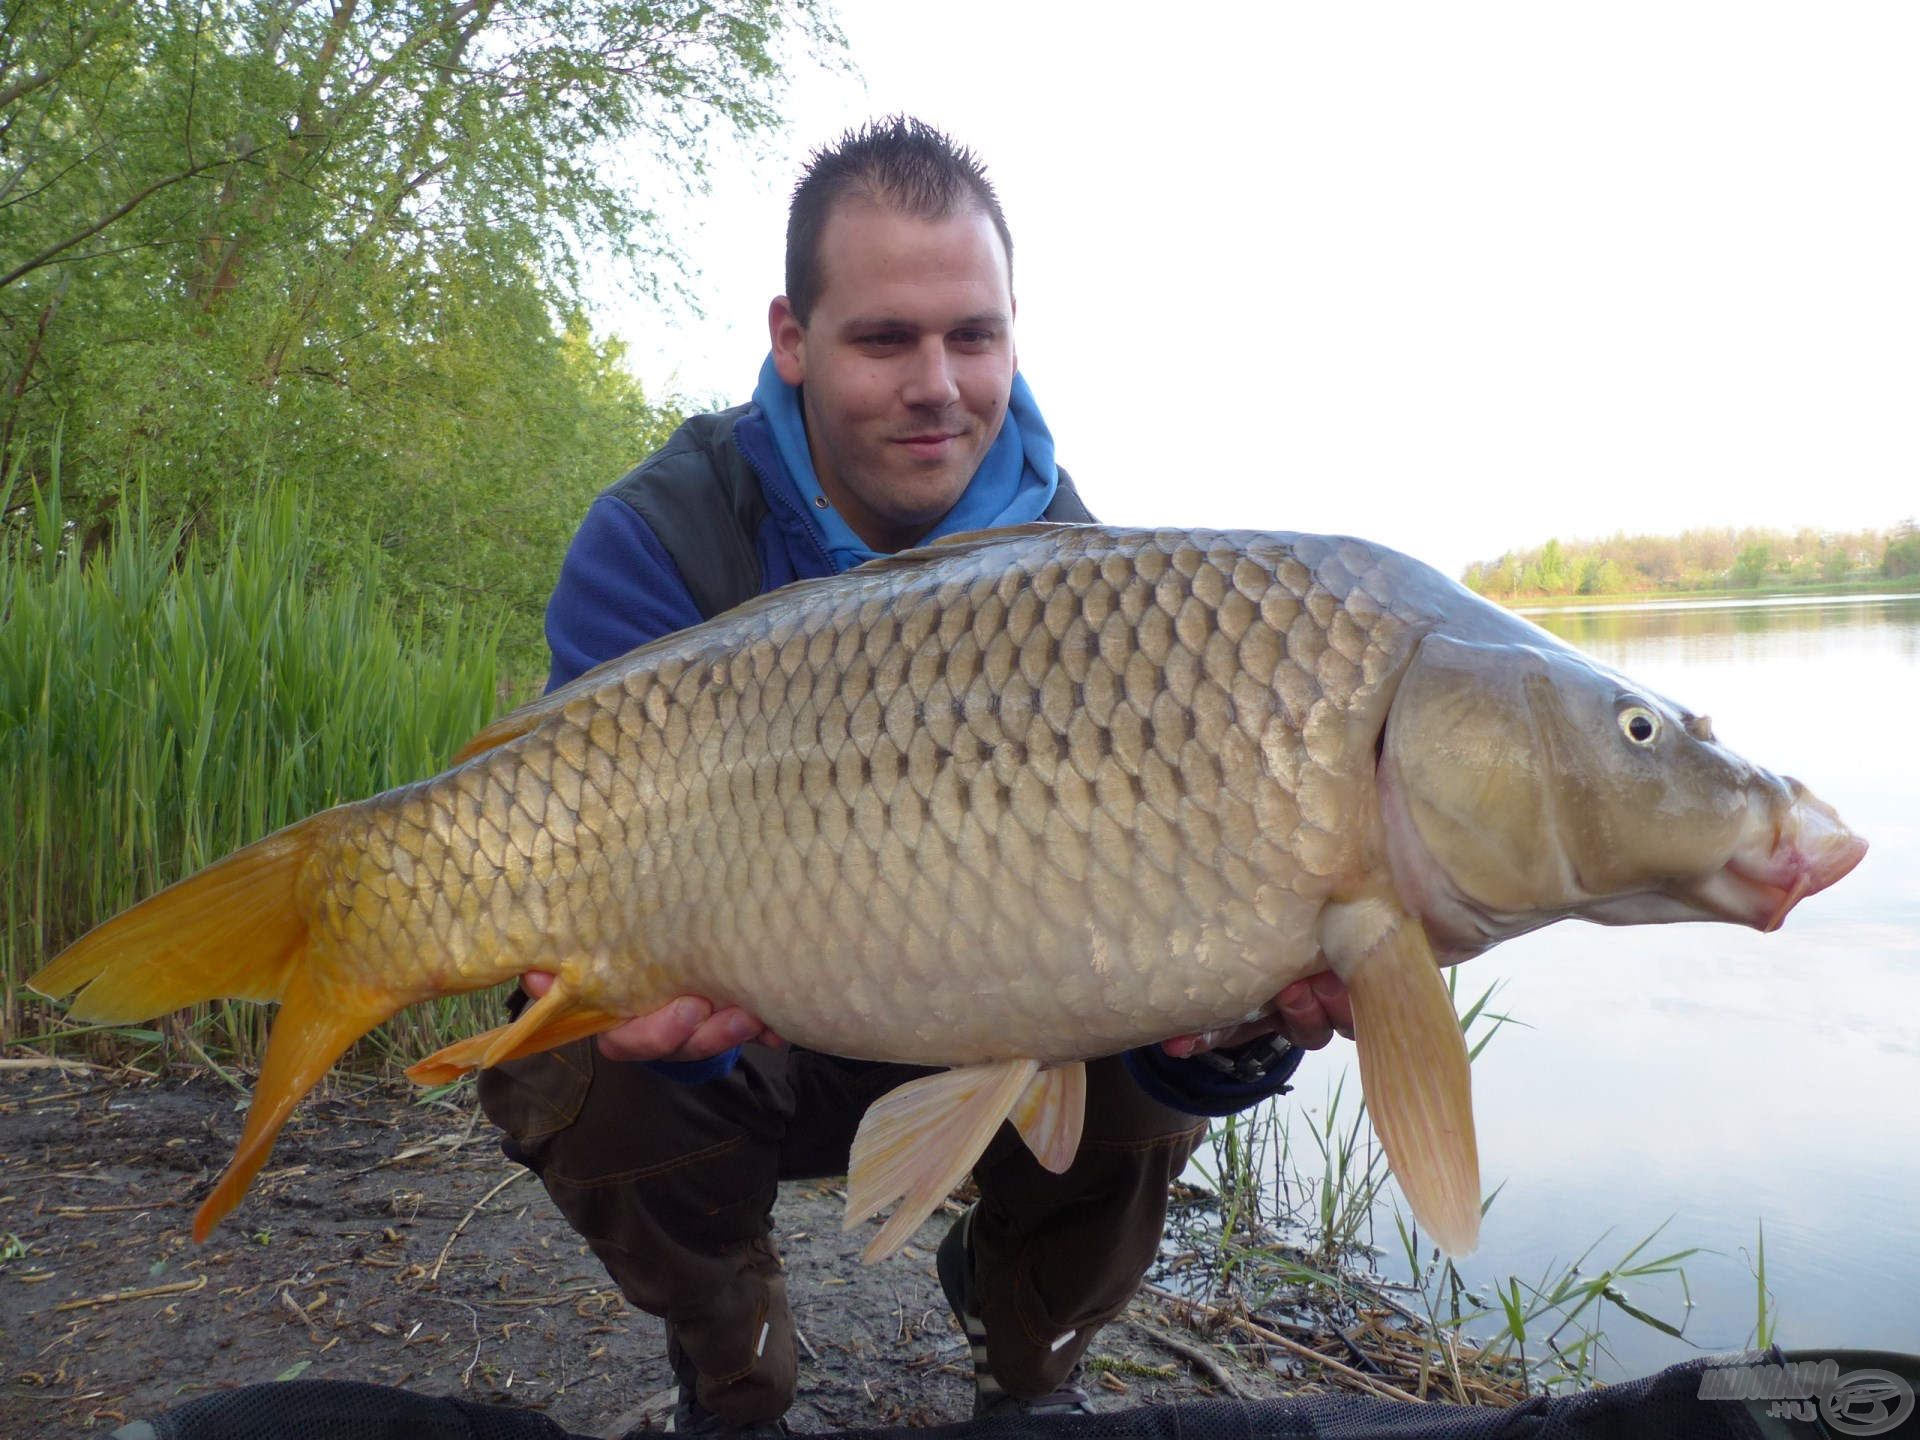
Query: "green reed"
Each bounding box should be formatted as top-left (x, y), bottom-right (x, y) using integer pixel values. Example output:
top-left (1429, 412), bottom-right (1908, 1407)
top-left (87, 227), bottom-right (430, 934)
top-left (1748, 1218), bottom-right (1779, 1350)
top-left (1191, 974), bottom-right (1709, 1395)
top-left (1, 457), bottom-right (514, 1065)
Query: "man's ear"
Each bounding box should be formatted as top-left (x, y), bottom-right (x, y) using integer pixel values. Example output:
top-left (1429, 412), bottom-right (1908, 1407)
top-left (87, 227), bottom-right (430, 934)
top-left (769, 297), bottom-right (805, 385)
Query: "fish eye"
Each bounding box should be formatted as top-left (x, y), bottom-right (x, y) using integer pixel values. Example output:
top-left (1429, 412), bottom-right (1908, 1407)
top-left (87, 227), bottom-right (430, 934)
top-left (1618, 705), bottom-right (1660, 746)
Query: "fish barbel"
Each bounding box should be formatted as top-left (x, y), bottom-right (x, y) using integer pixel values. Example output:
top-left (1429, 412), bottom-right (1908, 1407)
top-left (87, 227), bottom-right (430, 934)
top-left (29, 525), bottom-right (1867, 1259)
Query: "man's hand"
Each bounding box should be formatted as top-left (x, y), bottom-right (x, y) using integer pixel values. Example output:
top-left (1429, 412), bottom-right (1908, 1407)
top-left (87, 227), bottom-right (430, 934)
top-left (520, 971), bottom-right (783, 1064)
top-left (1160, 970), bottom-right (1354, 1060)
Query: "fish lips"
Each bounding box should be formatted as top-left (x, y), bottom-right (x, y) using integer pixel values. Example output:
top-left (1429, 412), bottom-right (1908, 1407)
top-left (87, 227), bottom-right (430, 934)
top-left (1686, 783), bottom-right (1868, 932)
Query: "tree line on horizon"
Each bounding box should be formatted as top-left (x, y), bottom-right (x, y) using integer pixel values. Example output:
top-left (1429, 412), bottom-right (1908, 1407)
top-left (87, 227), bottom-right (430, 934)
top-left (1, 0), bottom-right (837, 676)
top-left (1462, 521), bottom-right (1920, 600)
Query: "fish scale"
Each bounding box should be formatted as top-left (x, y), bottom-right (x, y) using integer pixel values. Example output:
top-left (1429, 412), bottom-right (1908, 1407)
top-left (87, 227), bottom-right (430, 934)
top-left (31, 522), bottom-right (1865, 1259)
top-left (282, 529), bottom-right (1390, 1068)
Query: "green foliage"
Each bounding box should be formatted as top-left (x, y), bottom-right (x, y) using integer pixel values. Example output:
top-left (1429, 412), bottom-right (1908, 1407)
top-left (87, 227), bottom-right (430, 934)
top-left (1529, 538), bottom-right (1568, 594)
top-left (1, 471), bottom-right (508, 1062)
top-left (0, 0), bottom-right (836, 676)
top-left (1466, 524), bottom-right (1906, 600)
top-left (1883, 521), bottom-right (1920, 580)
top-left (1576, 556), bottom-right (1628, 596)
top-left (1730, 542), bottom-right (1773, 588)
top-left (1428, 1217), bottom-right (1700, 1393)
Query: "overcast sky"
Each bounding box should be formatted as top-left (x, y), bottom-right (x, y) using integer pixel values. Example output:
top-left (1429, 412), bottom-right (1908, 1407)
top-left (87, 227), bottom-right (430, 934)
top-left (598, 1), bottom-right (1918, 581)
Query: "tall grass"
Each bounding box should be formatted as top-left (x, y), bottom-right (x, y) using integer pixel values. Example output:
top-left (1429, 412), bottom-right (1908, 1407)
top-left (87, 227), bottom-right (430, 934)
top-left (1, 456), bottom-right (512, 1066)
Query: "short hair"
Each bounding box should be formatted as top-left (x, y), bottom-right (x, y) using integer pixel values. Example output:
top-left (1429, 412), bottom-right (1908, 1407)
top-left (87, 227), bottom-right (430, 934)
top-left (785, 116), bottom-right (1013, 325)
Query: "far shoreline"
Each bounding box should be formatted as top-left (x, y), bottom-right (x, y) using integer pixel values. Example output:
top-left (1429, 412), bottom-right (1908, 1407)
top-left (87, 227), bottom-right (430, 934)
top-left (1490, 577), bottom-right (1920, 614)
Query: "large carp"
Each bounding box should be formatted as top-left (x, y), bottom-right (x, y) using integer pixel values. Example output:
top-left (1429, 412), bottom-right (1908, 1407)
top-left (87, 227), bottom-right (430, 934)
top-left (30, 525), bottom-right (1865, 1260)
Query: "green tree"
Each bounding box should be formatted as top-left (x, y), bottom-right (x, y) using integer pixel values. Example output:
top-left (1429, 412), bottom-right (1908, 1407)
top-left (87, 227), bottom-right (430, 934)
top-left (1, 0), bottom-right (837, 673)
top-left (1730, 543), bottom-right (1773, 588)
top-left (1577, 556), bottom-right (1629, 596)
top-left (1533, 537), bottom-right (1569, 592)
top-left (1884, 522), bottom-right (1920, 581)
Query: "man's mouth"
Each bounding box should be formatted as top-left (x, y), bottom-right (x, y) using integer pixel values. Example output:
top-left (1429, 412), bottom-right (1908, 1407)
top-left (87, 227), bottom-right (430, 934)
top-left (894, 432), bottom-right (962, 460)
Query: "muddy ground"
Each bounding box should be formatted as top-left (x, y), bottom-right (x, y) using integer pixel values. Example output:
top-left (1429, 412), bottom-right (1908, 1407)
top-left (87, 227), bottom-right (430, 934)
top-left (0, 1064), bottom-right (1372, 1436)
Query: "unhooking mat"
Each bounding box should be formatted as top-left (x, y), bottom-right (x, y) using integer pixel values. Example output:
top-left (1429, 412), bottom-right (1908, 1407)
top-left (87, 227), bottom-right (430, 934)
top-left (106, 1347), bottom-right (1918, 1440)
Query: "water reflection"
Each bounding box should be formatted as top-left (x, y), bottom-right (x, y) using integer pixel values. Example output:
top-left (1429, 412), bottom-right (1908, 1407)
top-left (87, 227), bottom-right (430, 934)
top-left (1527, 593), bottom-right (1920, 666)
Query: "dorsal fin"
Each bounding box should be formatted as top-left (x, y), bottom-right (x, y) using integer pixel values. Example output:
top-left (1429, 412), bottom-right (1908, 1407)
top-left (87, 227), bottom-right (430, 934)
top-left (843, 521), bottom-right (1084, 576)
top-left (928, 520), bottom-right (1079, 547)
top-left (448, 652), bottom-right (625, 764)
top-left (448, 708), bottom-right (545, 766)
top-left (448, 522), bottom-right (1091, 766)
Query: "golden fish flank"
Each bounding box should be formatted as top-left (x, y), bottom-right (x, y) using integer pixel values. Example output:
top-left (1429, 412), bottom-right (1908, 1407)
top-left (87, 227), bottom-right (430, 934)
top-left (341, 527), bottom-right (1407, 1064)
top-left (29, 524), bottom-right (1867, 1263)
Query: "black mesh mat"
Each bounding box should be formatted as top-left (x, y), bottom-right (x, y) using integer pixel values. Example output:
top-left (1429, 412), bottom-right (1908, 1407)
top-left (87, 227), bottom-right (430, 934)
top-left (109, 1379), bottom-right (582, 1439)
top-left (112, 1348), bottom-right (1920, 1440)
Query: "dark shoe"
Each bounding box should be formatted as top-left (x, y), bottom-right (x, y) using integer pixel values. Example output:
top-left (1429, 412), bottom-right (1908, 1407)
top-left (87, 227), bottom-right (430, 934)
top-left (662, 1334), bottom-right (790, 1439)
top-left (937, 1204), bottom-right (1097, 1419)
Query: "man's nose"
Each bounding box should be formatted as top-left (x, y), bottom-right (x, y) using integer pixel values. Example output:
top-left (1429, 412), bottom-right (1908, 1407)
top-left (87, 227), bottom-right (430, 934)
top-left (900, 339), bottom-right (959, 408)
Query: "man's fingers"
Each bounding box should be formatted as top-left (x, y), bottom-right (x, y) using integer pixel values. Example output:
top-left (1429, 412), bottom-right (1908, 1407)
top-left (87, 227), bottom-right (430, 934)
top-left (1307, 971), bottom-right (1356, 1039)
top-left (676, 1006), bottom-right (766, 1059)
top-left (595, 998), bottom-right (712, 1063)
top-left (520, 973), bottom-right (770, 1063)
top-left (1275, 980), bottom-right (1336, 1051)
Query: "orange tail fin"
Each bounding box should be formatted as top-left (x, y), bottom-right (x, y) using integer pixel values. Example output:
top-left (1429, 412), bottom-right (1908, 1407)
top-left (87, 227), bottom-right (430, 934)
top-left (28, 815), bottom-right (343, 1019)
top-left (28, 812), bottom-right (404, 1240)
top-left (189, 967), bottom-right (394, 1241)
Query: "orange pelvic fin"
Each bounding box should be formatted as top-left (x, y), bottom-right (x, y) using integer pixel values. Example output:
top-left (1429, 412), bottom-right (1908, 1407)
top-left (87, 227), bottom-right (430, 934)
top-left (1009, 1061), bottom-right (1086, 1174)
top-left (405, 979), bottom-right (622, 1086)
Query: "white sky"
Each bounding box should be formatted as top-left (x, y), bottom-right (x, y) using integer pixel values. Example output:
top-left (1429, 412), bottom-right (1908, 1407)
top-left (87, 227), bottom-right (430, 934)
top-left (598, 1), bottom-right (1919, 581)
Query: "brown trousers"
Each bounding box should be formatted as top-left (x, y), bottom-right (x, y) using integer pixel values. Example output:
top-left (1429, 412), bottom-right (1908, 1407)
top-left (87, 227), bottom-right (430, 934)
top-left (476, 1037), bottom-right (1203, 1425)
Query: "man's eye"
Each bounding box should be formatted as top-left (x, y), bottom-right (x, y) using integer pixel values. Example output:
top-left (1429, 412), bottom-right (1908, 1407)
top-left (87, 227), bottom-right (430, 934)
top-left (953, 330), bottom-right (995, 346)
top-left (860, 332), bottom-right (907, 347)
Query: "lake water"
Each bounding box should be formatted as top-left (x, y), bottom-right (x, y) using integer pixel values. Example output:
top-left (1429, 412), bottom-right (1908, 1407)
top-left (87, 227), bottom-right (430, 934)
top-left (1246, 591), bottom-right (1920, 1379)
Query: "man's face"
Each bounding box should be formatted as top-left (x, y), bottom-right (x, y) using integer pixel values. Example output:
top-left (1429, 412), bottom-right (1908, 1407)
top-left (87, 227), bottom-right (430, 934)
top-left (769, 202), bottom-right (1016, 553)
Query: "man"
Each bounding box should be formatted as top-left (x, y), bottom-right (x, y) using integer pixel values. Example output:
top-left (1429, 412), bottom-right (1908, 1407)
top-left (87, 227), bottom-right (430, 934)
top-left (478, 118), bottom-right (1354, 1436)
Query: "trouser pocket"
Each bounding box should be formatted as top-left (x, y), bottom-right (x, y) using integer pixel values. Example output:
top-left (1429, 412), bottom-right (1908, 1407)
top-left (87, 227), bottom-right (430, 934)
top-left (475, 1037), bottom-right (595, 1154)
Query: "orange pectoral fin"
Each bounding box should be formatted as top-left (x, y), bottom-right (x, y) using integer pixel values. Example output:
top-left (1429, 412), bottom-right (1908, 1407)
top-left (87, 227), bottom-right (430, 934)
top-left (1328, 900), bottom-right (1481, 1258)
top-left (405, 981), bottom-right (622, 1086)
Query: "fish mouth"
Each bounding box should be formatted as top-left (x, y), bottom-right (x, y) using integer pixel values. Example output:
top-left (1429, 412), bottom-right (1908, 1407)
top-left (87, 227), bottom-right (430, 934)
top-left (1690, 780), bottom-right (1868, 931)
